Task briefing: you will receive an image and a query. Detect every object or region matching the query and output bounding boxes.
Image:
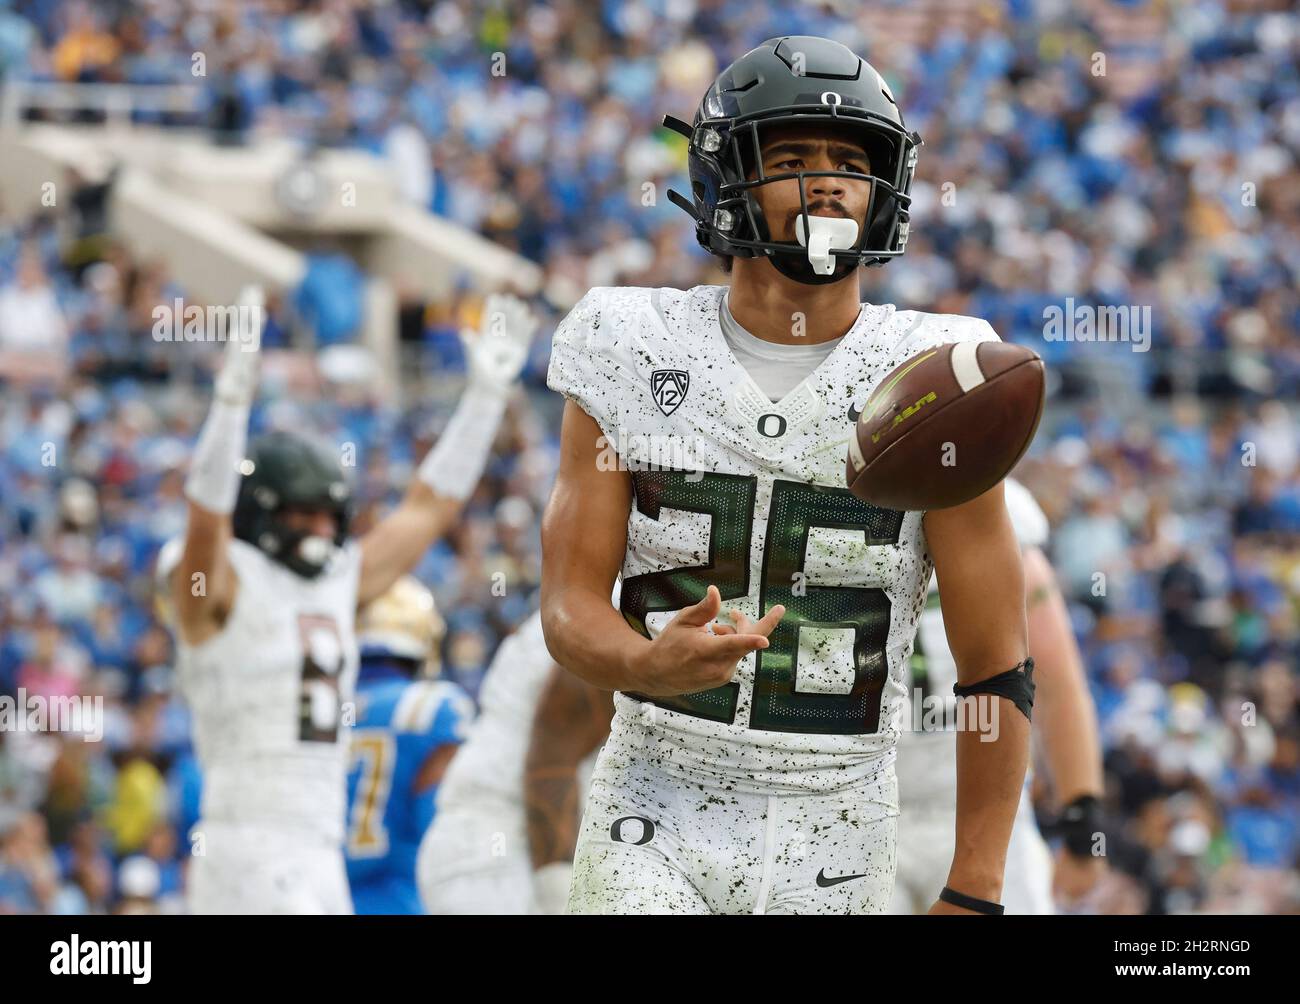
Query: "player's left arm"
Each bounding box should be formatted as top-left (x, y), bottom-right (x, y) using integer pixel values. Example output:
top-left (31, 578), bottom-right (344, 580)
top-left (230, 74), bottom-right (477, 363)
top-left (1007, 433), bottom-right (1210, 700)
top-left (358, 294), bottom-right (538, 606)
top-left (407, 687), bottom-right (475, 833)
top-left (1022, 545), bottom-right (1106, 896)
top-left (358, 482), bottom-right (462, 607)
top-left (524, 664), bottom-right (614, 914)
top-left (922, 481), bottom-right (1031, 914)
top-left (408, 743), bottom-right (462, 832)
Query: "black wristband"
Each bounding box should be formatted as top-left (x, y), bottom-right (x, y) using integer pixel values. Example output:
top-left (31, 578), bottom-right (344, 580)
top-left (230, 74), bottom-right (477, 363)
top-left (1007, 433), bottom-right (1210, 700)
top-left (939, 886), bottom-right (1004, 915)
top-left (1057, 794), bottom-right (1103, 858)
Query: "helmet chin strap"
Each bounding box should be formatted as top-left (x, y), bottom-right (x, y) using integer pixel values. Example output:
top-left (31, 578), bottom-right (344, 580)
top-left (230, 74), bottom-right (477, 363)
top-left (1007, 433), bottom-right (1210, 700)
top-left (794, 215), bottom-right (860, 275)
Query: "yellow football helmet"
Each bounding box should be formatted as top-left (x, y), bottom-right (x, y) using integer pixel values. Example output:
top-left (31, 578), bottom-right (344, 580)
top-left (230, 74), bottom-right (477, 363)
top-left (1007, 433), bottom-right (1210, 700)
top-left (357, 575), bottom-right (446, 677)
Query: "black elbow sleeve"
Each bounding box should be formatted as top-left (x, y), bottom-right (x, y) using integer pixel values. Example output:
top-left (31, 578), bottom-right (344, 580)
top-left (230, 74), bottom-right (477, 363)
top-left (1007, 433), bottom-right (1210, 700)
top-left (952, 657), bottom-right (1035, 721)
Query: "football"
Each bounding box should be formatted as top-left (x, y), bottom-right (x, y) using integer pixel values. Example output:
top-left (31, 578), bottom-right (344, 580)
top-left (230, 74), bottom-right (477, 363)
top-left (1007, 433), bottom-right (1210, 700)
top-left (845, 341), bottom-right (1045, 510)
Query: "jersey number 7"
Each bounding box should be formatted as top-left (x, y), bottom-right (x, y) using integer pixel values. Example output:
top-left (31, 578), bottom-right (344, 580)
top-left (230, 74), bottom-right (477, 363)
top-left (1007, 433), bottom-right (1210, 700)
top-left (620, 469), bottom-right (905, 736)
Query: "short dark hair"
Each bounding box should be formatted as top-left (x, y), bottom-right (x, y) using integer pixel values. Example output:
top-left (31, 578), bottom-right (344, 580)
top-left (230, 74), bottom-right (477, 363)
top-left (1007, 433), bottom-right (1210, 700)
top-left (717, 254), bottom-right (733, 274)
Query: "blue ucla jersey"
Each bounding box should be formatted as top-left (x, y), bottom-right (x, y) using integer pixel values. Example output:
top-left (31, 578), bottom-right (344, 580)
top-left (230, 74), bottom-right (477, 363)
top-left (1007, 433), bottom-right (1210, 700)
top-left (345, 672), bottom-right (474, 914)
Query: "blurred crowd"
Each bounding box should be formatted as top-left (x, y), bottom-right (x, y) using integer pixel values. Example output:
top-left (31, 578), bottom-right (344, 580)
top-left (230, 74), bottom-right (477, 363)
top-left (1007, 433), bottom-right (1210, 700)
top-left (0, 197), bottom-right (556, 913)
top-left (0, 0), bottom-right (1297, 914)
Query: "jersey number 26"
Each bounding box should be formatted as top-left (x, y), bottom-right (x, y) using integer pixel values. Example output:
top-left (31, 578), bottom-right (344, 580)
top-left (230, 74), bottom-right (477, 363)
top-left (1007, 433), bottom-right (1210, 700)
top-left (620, 469), bottom-right (905, 736)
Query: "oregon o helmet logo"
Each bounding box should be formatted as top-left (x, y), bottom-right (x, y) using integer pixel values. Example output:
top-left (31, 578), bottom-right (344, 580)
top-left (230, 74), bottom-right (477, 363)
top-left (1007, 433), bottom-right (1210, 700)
top-left (821, 91), bottom-right (842, 106)
top-left (609, 816), bottom-right (656, 845)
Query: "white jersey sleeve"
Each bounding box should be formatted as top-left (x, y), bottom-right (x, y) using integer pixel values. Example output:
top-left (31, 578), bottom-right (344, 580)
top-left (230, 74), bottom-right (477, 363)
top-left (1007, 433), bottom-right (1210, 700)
top-left (888, 311), bottom-right (1001, 367)
top-left (153, 536), bottom-right (184, 628)
top-left (547, 287), bottom-right (635, 444)
top-left (1003, 477), bottom-right (1049, 550)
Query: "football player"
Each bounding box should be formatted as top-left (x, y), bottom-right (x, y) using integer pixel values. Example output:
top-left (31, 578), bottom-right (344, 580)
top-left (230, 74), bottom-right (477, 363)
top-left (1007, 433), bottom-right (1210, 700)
top-left (160, 288), bottom-right (535, 914)
top-left (523, 659), bottom-right (613, 914)
top-left (891, 478), bottom-right (1106, 914)
top-left (346, 576), bottom-right (473, 914)
top-left (416, 608), bottom-right (612, 914)
top-left (541, 37), bottom-right (1034, 914)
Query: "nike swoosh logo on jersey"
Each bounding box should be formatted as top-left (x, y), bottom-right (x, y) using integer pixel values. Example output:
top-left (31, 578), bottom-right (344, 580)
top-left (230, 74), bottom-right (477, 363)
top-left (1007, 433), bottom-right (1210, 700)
top-left (816, 868), bottom-right (868, 887)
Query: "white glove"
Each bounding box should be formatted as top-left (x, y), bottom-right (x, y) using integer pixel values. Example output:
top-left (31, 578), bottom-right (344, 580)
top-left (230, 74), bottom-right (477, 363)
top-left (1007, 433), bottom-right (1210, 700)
top-left (532, 861), bottom-right (574, 916)
top-left (460, 292), bottom-right (537, 395)
top-left (213, 285), bottom-right (264, 406)
top-left (187, 285), bottom-right (264, 513)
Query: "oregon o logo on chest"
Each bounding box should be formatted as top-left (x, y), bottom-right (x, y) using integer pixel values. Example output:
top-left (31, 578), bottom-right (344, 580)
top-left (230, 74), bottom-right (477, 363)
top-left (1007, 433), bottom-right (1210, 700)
top-left (756, 413), bottom-right (787, 438)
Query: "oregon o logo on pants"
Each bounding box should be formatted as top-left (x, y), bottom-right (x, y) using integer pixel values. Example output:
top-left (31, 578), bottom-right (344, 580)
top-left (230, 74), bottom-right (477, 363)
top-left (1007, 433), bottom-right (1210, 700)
top-left (609, 815), bottom-right (656, 845)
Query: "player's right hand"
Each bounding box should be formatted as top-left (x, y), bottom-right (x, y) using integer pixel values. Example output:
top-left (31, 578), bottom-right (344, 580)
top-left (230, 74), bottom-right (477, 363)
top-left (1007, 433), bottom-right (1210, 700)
top-left (214, 284), bottom-right (264, 407)
top-left (625, 585), bottom-right (785, 697)
top-left (461, 292), bottom-right (537, 394)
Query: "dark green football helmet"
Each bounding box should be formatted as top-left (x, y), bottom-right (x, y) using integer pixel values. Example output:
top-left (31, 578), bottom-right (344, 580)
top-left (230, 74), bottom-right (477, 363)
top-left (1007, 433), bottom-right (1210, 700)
top-left (232, 431), bottom-right (352, 579)
top-left (664, 35), bottom-right (921, 284)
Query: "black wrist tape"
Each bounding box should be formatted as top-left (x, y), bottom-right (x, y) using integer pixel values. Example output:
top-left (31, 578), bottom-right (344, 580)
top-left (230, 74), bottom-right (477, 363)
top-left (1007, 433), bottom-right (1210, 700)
top-left (939, 886), bottom-right (1004, 915)
top-left (1056, 794), bottom-right (1103, 858)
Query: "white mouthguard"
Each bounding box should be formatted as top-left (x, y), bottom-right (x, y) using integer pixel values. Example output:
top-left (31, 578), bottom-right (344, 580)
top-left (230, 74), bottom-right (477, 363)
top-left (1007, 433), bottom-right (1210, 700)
top-left (298, 535), bottom-right (337, 568)
top-left (794, 214), bottom-right (860, 275)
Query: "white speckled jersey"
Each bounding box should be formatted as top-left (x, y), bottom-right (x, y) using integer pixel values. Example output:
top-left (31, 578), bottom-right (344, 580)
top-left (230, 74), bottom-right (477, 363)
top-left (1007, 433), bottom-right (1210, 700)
top-left (168, 537), bottom-right (361, 844)
top-left (420, 609), bottom-right (602, 913)
top-left (895, 477), bottom-right (1048, 804)
top-left (547, 284), bottom-right (1001, 796)
top-left (434, 612), bottom-right (554, 813)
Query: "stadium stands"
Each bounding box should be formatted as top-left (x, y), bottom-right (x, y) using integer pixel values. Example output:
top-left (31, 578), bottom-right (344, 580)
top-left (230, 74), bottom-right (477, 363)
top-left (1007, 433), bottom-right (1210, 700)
top-left (0, 0), bottom-right (1296, 914)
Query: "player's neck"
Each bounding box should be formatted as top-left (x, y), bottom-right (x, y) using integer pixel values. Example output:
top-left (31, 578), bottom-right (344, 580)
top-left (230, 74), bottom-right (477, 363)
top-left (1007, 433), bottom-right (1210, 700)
top-left (726, 260), bottom-right (861, 346)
